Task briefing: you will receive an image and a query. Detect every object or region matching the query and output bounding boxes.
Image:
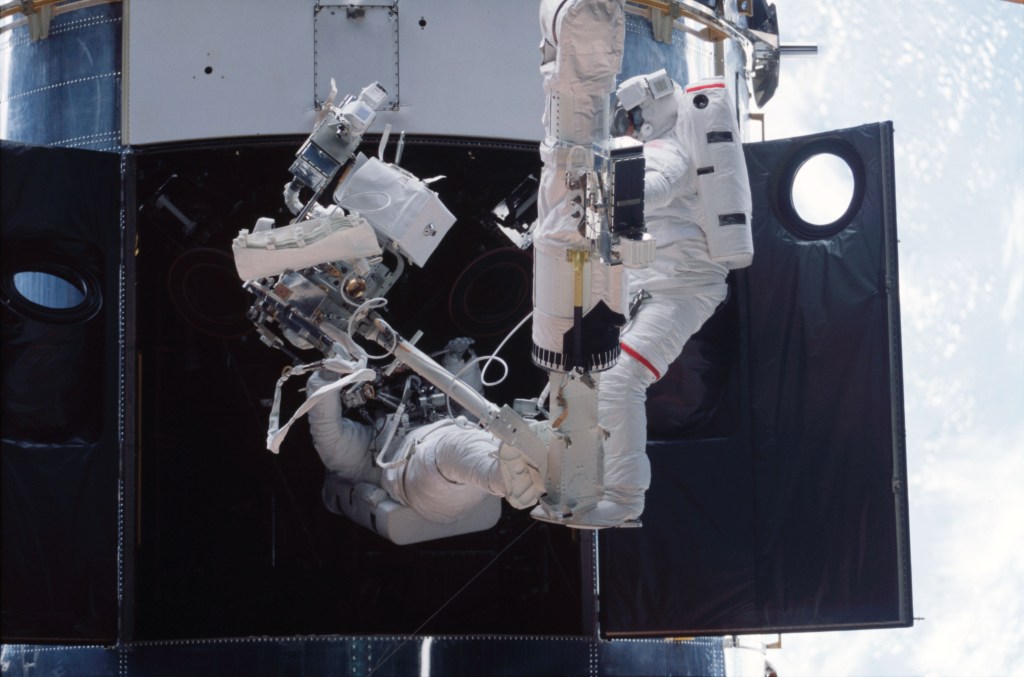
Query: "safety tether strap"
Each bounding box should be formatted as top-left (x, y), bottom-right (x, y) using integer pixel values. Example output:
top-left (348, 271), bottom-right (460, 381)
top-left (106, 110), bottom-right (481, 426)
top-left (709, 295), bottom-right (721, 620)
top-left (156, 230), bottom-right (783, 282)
top-left (267, 364), bottom-right (375, 453)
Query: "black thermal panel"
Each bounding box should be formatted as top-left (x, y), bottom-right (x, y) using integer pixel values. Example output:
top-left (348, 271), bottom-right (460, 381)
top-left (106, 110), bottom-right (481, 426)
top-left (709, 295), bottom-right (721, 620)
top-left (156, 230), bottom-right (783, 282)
top-left (130, 138), bottom-right (582, 639)
top-left (599, 122), bottom-right (911, 636)
top-left (1, 142), bottom-right (121, 642)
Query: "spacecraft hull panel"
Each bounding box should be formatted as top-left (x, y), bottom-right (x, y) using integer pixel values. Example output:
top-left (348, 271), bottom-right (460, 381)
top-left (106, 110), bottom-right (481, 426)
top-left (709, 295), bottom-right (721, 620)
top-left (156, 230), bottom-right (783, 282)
top-left (123, 0), bottom-right (545, 144)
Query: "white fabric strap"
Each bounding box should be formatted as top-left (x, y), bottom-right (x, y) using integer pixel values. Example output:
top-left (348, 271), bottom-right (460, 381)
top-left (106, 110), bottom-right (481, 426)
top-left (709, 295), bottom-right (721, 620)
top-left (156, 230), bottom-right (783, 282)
top-left (267, 366), bottom-right (375, 453)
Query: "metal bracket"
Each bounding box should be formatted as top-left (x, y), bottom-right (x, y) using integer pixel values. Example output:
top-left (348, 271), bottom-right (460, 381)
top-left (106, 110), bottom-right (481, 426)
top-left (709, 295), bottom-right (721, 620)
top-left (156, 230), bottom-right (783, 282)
top-left (17, 0), bottom-right (53, 41)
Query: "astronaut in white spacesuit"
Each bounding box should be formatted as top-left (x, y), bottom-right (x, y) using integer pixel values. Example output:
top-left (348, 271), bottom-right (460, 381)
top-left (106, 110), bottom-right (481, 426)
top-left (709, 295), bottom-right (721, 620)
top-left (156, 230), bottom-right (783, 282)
top-left (304, 355), bottom-right (541, 527)
top-left (306, 372), bottom-right (505, 524)
top-left (584, 70), bottom-right (748, 526)
top-left (297, 70), bottom-right (750, 531)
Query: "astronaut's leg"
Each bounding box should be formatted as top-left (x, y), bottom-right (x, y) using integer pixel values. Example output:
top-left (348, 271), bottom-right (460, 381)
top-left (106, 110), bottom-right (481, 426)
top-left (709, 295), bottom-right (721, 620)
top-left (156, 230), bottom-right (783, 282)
top-left (381, 421), bottom-right (506, 524)
top-left (589, 238), bottom-right (729, 525)
top-left (593, 353), bottom-right (654, 524)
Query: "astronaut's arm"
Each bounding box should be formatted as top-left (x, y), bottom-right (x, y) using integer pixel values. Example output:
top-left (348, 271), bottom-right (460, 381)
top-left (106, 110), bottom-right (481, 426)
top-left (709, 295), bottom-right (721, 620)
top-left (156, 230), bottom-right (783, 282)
top-left (642, 139), bottom-right (689, 211)
top-left (306, 370), bottom-right (378, 483)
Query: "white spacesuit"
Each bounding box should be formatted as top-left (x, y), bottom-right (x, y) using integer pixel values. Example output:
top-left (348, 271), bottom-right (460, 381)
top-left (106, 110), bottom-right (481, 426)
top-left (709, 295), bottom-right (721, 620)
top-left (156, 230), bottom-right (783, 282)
top-left (305, 368), bottom-right (503, 524)
top-left (584, 70), bottom-right (750, 526)
top-left (305, 361), bottom-right (542, 528)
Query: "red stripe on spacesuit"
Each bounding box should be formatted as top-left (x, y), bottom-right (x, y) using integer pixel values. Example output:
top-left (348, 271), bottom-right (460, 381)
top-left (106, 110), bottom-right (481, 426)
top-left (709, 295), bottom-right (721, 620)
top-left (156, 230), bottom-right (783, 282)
top-left (685, 82), bottom-right (726, 93)
top-left (620, 342), bottom-right (660, 380)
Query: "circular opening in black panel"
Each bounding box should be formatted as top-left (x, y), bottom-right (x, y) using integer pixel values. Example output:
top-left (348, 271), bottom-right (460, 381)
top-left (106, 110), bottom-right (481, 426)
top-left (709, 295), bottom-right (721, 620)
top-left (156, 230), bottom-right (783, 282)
top-left (772, 139), bottom-right (866, 240)
top-left (1, 263), bottom-right (102, 323)
top-left (449, 247), bottom-right (532, 337)
top-left (792, 153), bottom-right (855, 225)
top-left (14, 271), bottom-right (85, 308)
top-left (167, 248), bottom-right (252, 337)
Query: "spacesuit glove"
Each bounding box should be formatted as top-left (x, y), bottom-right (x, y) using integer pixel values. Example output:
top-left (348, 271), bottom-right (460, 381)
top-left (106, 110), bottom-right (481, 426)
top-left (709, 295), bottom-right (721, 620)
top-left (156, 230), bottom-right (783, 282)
top-left (498, 443), bottom-right (544, 510)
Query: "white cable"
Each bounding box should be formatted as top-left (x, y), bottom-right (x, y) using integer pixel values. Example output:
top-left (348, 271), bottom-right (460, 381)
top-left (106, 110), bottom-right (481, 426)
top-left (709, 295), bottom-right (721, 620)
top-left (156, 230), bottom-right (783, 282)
top-left (445, 355), bottom-right (504, 428)
top-left (442, 310), bottom-right (534, 425)
top-left (374, 375), bottom-right (419, 469)
top-left (475, 354), bottom-right (510, 389)
top-left (346, 296), bottom-right (398, 360)
top-left (368, 317), bottom-right (402, 360)
top-left (374, 405), bottom-right (407, 469)
top-left (346, 296), bottom-right (388, 336)
top-left (536, 381), bottom-right (551, 419)
top-left (479, 310), bottom-right (533, 386)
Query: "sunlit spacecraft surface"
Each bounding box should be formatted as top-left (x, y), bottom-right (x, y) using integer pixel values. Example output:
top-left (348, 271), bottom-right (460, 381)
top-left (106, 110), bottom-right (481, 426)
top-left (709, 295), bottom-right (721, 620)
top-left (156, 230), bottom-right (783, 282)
top-left (1, 1), bottom-right (911, 674)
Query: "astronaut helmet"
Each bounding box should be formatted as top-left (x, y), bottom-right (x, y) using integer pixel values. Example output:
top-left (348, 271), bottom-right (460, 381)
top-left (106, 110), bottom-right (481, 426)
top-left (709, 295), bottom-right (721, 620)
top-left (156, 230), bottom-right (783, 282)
top-left (613, 69), bottom-right (678, 141)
